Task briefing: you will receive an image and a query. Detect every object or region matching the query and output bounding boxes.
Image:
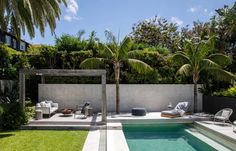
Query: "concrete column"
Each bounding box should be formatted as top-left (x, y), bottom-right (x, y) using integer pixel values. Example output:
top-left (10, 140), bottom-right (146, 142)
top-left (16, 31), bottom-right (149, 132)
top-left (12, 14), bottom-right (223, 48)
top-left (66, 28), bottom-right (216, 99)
top-left (41, 76), bottom-right (45, 84)
top-left (101, 74), bottom-right (107, 123)
top-left (19, 71), bottom-right (25, 108)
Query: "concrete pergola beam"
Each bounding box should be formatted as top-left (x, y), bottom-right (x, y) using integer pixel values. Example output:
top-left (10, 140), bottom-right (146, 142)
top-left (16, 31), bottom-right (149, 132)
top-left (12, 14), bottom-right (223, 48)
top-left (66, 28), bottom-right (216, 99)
top-left (19, 69), bottom-right (107, 122)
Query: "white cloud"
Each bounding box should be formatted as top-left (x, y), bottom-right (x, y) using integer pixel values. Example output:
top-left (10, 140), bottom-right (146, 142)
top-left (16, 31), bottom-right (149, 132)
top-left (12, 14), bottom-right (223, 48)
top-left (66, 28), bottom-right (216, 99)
top-left (188, 7), bottom-right (199, 13)
top-left (171, 17), bottom-right (183, 26)
top-left (66, 0), bottom-right (78, 14)
top-left (204, 9), bottom-right (208, 13)
top-left (64, 0), bottom-right (80, 22)
top-left (64, 15), bottom-right (72, 22)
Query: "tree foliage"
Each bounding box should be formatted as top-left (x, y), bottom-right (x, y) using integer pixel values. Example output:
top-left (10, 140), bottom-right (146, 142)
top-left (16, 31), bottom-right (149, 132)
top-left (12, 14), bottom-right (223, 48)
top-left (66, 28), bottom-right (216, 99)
top-left (0, 0), bottom-right (67, 38)
top-left (131, 16), bottom-right (180, 52)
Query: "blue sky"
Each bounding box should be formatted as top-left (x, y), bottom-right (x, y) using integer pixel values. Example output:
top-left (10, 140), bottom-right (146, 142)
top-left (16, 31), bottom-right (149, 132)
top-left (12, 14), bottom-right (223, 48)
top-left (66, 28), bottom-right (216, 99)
top-left (23, 0), bottom-right (235, 45)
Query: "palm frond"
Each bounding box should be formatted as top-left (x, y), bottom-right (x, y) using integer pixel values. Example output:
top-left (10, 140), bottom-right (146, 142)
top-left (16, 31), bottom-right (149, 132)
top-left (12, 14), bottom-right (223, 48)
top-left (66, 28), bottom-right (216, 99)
top-left (200, 59), bottom-right (221, 70)
top-left (80, 58), bottom-right (105, 69)
top-left (118, 37), bottom-right (132, 58)
top-left (176, 64), bottom-right (192, 77)
top-left (98, 43), bottom-right (114, 59)
top-left (172, 52), bottom-right (191, 66)
top-left (208, 53), bottom-right (232, 67)
top-left (183, 39), bottom-right (193, 56)
top-left (207, 68), bottom-right (235, 82)
top-left (127, 59), bottom-right (153, 74)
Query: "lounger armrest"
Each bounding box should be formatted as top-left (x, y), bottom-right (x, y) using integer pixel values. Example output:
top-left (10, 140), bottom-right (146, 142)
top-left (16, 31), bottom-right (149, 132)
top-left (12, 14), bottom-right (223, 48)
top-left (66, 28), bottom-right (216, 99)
top-left (51, 103), bottom-right (58, 108)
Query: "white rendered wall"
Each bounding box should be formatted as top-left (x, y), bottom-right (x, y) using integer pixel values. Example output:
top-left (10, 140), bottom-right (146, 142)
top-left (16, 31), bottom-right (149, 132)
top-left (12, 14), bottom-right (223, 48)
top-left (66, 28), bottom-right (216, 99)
top-left (38, 84), bottom-right (202, 112)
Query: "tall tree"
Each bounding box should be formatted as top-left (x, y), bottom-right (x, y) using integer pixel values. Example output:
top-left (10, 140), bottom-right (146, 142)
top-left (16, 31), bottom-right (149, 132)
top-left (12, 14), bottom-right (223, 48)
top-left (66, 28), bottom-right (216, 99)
top-left (80, 31), bottom-right (153, 113)
top-left (131, 16), bottom-right (180, 51)
top-left (0, 0), bottom-right (66, 38)
top-left (172, 37), bottom-right (235, 112)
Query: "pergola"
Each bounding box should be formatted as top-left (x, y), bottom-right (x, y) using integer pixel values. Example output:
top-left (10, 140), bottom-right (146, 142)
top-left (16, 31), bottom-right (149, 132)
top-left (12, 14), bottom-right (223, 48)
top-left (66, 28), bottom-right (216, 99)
top-left (19, 69), bottom-right (107, 122)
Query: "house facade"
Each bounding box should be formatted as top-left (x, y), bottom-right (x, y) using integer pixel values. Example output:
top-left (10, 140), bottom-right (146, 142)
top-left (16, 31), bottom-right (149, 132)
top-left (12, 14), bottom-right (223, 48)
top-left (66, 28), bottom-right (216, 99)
top-left (0, 30), bottom-right (30, 51)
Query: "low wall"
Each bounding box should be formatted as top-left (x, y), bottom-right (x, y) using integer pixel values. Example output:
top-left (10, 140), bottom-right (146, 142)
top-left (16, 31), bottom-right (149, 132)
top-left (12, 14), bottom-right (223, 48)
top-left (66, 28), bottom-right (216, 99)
top-left (203, 96), bottom-right (236, 121)
top-left (38, 84), bottom-right (202, 112)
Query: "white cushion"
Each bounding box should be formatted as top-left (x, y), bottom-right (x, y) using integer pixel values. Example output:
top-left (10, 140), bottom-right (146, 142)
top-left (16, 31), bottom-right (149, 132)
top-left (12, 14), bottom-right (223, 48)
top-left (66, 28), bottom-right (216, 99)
top-left (222, 110), bottom-right (230, 118)
top-left (36, 103), bottom-right (41, 107)
top-left (45, 103), bottom-right (51, 108)
top-left (40, 102), bottom-right (46, 107)
top-left (215, 116), bottom-right (227, 120)
top-left (45, 100), bottom-right (53, 104)
top-left (175, 102), bottom-right (189, 111)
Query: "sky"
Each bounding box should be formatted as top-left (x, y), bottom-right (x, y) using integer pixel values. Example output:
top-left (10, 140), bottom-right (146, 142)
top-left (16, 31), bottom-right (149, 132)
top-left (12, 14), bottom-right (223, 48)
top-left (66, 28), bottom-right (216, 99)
top-left (22, 0), bottom-right (235, 45)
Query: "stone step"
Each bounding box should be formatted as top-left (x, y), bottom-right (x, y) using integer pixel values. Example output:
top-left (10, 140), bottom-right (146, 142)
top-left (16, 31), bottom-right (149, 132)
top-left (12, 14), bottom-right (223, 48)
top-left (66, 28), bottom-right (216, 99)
top-left (29, 121), bottom-right (93, 125)
top-left (21, 124), bottom-right (94, 130)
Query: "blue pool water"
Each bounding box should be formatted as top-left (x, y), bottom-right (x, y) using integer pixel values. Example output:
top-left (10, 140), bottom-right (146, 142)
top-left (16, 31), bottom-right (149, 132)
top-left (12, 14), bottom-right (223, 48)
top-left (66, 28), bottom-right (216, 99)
top-left (123, 123), bottom-right (218, 151)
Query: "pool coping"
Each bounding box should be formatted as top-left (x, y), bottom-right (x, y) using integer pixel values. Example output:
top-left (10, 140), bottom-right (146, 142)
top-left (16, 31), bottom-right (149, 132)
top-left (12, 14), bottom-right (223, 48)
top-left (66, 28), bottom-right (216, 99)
top-left (194, 121), bottom-right (236, 151)
top-left (107, 122), bottom-right (129, 151)
top-left (109, 119), bottom-right (236, 151)
top-left (106, 119), bottom-right (198, 151)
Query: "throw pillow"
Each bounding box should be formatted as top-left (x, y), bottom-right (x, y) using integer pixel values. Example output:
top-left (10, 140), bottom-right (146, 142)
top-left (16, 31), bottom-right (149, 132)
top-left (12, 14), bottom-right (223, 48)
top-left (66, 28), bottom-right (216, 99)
top-left (40, 102), bottom-right (46, 107)
top-left (45, 103), bottom-right (51, 108)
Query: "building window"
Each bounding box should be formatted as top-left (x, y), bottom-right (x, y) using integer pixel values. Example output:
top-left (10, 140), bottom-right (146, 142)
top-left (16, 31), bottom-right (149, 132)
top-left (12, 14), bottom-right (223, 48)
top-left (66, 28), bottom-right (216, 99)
top-left (5, 35), bottom-right (11, 45)
top-left (13, 39), bottom-right (17, 48)
top-left (20, 41), bottom-right (26, 51)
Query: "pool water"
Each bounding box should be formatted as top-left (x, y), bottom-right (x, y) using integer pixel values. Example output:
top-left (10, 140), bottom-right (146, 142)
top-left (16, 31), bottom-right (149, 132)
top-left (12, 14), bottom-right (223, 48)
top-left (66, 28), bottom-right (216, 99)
top-left (123, 123), bottom-right (218, 151)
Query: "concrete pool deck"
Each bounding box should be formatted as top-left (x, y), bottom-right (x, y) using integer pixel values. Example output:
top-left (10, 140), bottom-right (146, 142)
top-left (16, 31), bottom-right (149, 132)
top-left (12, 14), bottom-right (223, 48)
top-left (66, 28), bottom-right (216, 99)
top-left (22, 112), bottom-right (236, 151)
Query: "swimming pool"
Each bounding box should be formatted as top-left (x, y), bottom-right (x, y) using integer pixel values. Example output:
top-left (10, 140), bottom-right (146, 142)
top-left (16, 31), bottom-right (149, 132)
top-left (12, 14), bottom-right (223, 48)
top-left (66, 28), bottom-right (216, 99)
top-left (123, 123), bottom-right (231, 151)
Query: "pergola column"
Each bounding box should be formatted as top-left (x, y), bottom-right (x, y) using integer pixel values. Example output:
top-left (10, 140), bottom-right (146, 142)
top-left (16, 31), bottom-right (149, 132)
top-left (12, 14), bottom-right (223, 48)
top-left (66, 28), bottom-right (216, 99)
top-left (41, 76), bottom-right (45, 84)
top-left (19, 70), bottom-right (25, 108)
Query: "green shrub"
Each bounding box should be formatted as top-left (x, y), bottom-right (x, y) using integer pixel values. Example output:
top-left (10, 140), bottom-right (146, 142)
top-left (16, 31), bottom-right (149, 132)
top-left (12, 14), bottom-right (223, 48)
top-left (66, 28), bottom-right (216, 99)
top-left (213, 85), bottom-right (236, 97)
top-left (25, 102), bottom-right (35, 120)
top-left (0, 105), bottom-right (3, 116)
top-left (2, 102), bottom-right (28, 130)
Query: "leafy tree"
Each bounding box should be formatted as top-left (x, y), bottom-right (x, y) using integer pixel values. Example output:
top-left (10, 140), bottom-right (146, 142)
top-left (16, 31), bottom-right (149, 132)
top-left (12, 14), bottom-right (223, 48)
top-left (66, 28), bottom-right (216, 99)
top-left (0, 0), bottom-right (66, 38)
top-left (172, 37), bottom-right (235, 112)
top-left (55, 31), bottom-right (87, 52)
top-left (85, 31), bottom-right (100, 56)
top-left (80, 31), bottom-right (153, 113)
top-left (131, 16), bottom-right (180, 51)
top-left (0, 44), bottom-right (20, 79)
top-left (209, 2), bottom-right (236, 54)
top-left (40, 45), bottom-right (58, 69)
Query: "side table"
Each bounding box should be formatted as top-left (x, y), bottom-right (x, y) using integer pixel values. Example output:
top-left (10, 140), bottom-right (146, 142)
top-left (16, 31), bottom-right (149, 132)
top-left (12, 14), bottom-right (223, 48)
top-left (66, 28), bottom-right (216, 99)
top-left (35, 109), bottom-right (43, 120)
top-left (85, 107), bottom-right (93, 116)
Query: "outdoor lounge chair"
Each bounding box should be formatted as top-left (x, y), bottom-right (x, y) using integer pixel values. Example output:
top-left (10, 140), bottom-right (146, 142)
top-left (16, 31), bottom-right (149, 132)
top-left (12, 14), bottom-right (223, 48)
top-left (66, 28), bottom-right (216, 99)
top-left (161, 102), bottom-right (191, 118)
top-left (74, 102), bottom-right (90, 119)
top-left (213, 108), bottom-right (233, 125)
top-left (36, 100), bottom-right (58, 117)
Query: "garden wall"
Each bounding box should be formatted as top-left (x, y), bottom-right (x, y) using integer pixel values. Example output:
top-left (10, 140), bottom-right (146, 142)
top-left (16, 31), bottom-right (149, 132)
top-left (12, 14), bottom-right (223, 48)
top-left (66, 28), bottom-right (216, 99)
top-left (38, 84), bottom-right (202, 112)
top-left (203, 96), bottom-right (236, 121)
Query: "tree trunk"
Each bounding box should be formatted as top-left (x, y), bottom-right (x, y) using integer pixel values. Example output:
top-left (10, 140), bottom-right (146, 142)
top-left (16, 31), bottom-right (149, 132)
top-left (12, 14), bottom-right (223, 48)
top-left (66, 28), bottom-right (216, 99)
top-left (114, 62), bottom-right (120, 114)
top-left (193, 82), bottom-right (198, 113)
top-left (193, 72), bottom-right (199, 113)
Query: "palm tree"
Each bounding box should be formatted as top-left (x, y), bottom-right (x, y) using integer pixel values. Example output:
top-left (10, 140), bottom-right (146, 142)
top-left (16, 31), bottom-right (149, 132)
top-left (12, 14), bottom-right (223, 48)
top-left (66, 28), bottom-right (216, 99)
top-left (172, 37), bottom-right (235, 112)
top-left (0, 0), bottom-right (66, 38)
top-left (80, 31), bottom-right (153, 114)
